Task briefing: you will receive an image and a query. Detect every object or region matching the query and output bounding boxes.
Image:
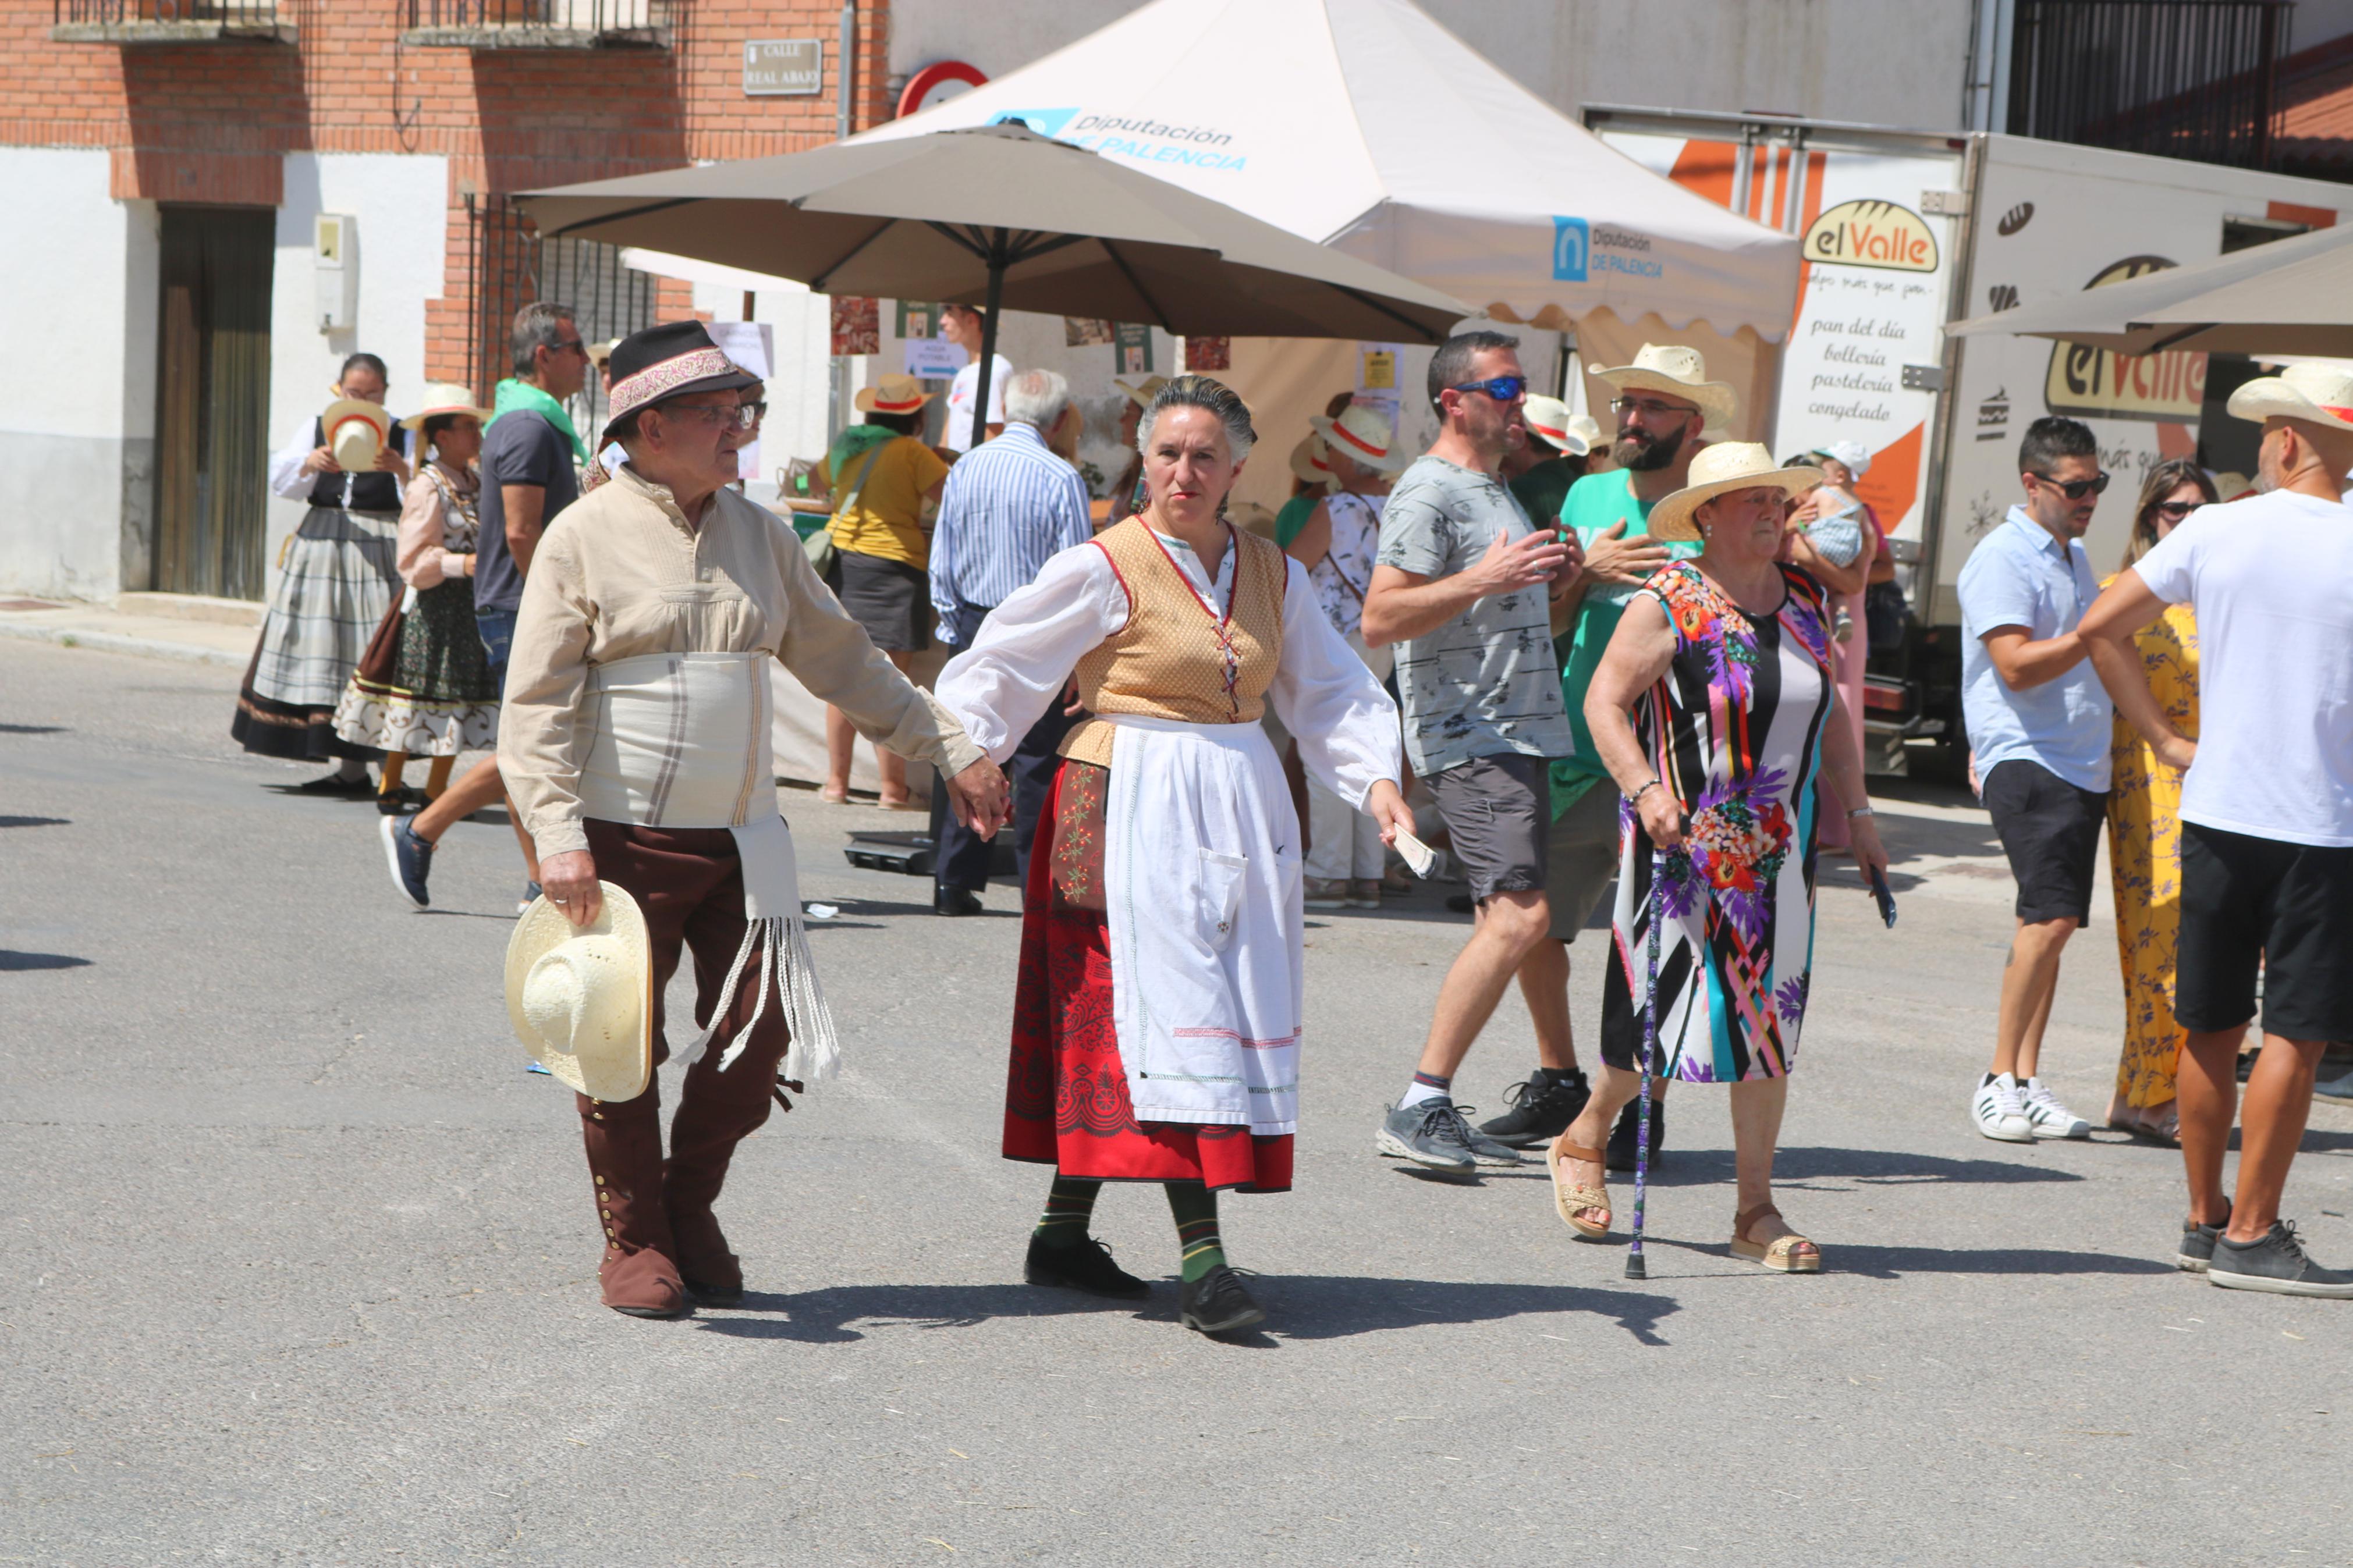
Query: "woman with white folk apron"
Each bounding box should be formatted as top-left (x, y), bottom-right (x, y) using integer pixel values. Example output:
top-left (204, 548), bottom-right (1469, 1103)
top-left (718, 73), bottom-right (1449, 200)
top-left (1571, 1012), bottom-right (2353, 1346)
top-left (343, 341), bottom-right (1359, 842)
top-left (935, 376), bottom-right (1412, 1336)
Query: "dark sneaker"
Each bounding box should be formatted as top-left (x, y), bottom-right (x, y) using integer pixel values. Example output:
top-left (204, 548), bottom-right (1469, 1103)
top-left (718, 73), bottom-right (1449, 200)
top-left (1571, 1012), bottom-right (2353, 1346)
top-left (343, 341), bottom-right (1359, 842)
top-left (1449, 1108), bottom-right (1527, 1168)
top-left (1177, 1265), bottom-right (1265, 1335)
top-left (1375, 1098), bottom-right (1477, 1175)
top-left (2178, 1200), bottom-right (2231, 1274)
top-left (1480, 1068), bottom-right (1593, 1149)
top-left (1606, 1097), bottom-right (1665, 1173)
top-left (379, 815), bottom-right (432, 909)
top-left (2209, 1221), bottom-right (2353, 1298)
top-left (1024, 1233), bottom-right (1149, 1299)
top-left (295, 770), bottom-right (376, 798)
top-left (2313, 1065), bottom-right (2353, 1108)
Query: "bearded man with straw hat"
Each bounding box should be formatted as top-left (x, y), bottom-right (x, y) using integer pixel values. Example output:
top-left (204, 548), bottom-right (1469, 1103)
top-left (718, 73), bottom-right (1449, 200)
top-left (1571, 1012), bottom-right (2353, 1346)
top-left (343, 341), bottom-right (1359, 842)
top-left (499, 321), bottom-right (1010, 1319)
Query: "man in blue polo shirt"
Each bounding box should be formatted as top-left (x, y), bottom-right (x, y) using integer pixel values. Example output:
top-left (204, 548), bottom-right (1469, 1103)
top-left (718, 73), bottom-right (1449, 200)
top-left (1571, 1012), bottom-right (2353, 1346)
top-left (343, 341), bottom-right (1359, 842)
top-left (1957, 415), bottom-right (2113, 1145)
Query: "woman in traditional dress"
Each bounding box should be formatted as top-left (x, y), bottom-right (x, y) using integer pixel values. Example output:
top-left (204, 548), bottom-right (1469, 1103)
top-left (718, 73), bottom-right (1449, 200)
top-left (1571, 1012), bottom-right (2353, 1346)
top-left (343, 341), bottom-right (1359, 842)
top-left (235, 352), bottom-right (413, 789)
top-left (1283, 402), bottom-right (1407, 910)
top-left (330, 384), bottom-right (505, 816)
top-left (2102, 459), bottom-right (2217, 1145)
top-left (1546, 445), bottom-right (1889, 1274)
top-left (935, 376), bottom-right (1411, 1336)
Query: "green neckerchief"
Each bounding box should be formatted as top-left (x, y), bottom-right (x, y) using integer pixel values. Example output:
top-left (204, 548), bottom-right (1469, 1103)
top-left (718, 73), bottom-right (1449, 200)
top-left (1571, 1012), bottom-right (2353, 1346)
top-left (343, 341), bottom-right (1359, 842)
top-left (492, 378), bottom-right (587, 464)
top-left (827, 422), bottom-right (899, 476)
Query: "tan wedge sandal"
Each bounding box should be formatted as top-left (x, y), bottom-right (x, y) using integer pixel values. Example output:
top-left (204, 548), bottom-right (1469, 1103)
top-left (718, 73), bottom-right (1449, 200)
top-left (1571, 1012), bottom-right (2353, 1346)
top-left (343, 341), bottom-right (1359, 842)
top-left (1546, 1140), bottom-right (1613, 1240)
top-left (1730, 1204), bottom-right (1821, 1273)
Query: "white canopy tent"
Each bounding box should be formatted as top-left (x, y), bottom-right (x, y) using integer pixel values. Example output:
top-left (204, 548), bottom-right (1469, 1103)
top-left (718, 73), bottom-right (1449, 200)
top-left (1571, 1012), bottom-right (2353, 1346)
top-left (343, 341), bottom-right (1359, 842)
top-left (855, 0), bottom-right (1799, 343)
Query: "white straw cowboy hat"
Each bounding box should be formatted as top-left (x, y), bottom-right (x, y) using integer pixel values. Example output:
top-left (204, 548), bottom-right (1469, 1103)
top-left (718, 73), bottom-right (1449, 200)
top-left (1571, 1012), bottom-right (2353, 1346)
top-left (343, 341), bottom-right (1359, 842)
top-left (855, 372), bottom-right (936, 417)
top-left (1592, 343), bottom-right (1740, 424)
top-left (1289, 432), bottom-right (1336, 488)
top-left (322, 397), bottom-right (391, 470)
top-left (506, 884), bottom-right (654, 1102)
top-left (1114, 372), bottom-right (1170, 409)
top-left (1522, 394), bottom-right (1590, 456)
top-left (1309, 403), bottom-right (1410, 475)
top-left (1647, 443), bottom-right (1823, 543)
top-left (397, 382), bottom-right (495, 431)
top-left (2226, 361), bottom-right (2353, 433)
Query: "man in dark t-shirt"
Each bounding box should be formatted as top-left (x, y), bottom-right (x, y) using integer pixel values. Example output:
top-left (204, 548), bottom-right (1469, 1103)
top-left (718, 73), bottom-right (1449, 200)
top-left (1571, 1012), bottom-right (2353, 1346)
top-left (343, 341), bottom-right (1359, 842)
top-left (380, 301), bottom-right (588, 910)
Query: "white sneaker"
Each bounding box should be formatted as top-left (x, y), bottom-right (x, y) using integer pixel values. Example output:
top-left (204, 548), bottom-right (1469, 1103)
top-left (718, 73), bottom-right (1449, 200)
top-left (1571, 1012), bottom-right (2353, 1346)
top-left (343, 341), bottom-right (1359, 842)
top-left (2022, 1078), bottom-right (2093, 1140)
top-left (1971, 1072), bottom-right (2033, 1143)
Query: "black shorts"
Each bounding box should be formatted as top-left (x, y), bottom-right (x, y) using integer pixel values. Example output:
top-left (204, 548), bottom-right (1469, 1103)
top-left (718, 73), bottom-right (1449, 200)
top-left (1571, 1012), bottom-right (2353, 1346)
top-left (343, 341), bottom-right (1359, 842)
top-left (1981, 759), bottom-right (2108, 925)
top-left (828, 549), bottom-right (932, 653)
top-left (1428, 751), bottom-right (1549, 903)
top-left (2175, 822), bottom-right (2353, 1041)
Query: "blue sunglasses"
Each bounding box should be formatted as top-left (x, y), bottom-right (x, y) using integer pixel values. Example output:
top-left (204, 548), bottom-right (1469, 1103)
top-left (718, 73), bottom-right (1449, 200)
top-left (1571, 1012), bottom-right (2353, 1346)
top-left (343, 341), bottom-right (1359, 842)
top-left (1447, 375), bottom-right (1527, 403)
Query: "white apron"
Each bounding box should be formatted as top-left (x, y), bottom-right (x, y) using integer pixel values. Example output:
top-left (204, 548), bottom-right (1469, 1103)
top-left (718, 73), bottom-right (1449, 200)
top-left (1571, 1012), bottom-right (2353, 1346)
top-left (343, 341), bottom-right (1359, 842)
top-left (1101, 714), bottom-right (1305, 1136)
top-left (576, 650), bottom-right (839, 1085)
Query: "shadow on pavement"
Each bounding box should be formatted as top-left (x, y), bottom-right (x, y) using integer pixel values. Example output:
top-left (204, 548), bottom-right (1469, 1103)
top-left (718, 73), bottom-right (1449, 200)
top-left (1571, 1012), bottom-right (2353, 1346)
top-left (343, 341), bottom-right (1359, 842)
top-left (0, 815), bottom-right (68, 828)
top-left (1645, 1236), bottom-right (2173, 1279)
top-left (1634, 1144), bottom-right (2088, 1189)
top-left (697, 1274), bottom-right (1679, 1347)
top-left (0, 723), bottom-right (65, 735)
top-left (0, 951), bottom-right (91, 971)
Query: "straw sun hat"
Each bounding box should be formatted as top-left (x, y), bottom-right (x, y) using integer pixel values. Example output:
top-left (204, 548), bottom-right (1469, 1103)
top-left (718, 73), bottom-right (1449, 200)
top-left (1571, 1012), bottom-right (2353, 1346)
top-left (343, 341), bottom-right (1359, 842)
top-left (2227, 361), bottom-right (2353, 433)
top-left (505, 883), bottom-right (654, 1101)
top-left (1289, 433), bottom-right (1336, 488)
top-left (1308, 403), bottom-right (1410, 475)
top-left (1646, 443), bottom-right (1823, 543)
top-left (1114, 373), bottom-right (1170, 409)
top-left (321, 397), bottom-right (391, 470)
top-left (1521, 394), bottom-right (1590, 457)
top-left (397, 382), bottom-right (494, 431)
top-left (856, 373), bottom-right (936, 417)
top-left (1591, 343), bottom-right (1739, 424)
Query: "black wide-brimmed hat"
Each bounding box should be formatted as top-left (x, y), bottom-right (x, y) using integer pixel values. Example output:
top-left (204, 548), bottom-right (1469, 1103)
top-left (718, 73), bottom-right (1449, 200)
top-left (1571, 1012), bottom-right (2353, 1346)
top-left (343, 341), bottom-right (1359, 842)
top-left (602, 321), bottom-right (761, 442)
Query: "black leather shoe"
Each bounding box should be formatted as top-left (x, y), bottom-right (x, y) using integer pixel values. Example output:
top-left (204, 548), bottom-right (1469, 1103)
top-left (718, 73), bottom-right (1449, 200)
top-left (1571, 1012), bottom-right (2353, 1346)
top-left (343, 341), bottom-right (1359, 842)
top-left (1024, 1233), bottom-right (1149, 1299)
top-left (1605, 1096), bottom-right (1665, 1172)
top-left (682, 1276), bottom-right (744, 1309)
top-left (934, 885), bottom-right (984, 916)
top-left (1178, 1265), bottom-right (1265, 1335)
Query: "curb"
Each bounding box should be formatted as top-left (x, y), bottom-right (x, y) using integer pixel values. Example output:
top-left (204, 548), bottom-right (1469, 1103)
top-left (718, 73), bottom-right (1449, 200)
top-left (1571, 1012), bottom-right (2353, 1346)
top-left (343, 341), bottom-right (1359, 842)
top-left (0, 620), bottom-right (246, 669)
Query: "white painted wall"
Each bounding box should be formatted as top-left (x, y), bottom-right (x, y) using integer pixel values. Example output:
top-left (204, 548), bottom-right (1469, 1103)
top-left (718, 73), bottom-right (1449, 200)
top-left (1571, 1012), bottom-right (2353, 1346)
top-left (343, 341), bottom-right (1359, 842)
top-left (0, 148), bottom-right (152, 602)
top-left (888, 0), bottom-right (1979, 134)
top-left (265, 152), bottom-right (450, 585)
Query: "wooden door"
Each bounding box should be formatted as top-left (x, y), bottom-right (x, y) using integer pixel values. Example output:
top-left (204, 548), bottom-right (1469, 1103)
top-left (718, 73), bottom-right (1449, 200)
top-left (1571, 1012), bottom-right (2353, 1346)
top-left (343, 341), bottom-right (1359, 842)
top-left (154, 205), bottom-right (273, 599)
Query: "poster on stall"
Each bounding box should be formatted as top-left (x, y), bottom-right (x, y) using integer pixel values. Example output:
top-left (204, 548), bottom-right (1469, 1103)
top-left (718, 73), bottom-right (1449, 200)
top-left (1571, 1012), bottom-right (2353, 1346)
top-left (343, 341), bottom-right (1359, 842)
top-left (1185, 336), bottom-right (1230, 372)
top-left (904, 336), bottom-right (966, 381)
top-left (829, 296), bottom-right (878, 356)
top-left (1066, 317), bottom-right (1115, 347)
top-left (1114, 322), bottom-right (1154, 375)
top-left (896, 300), bottom-right (943, 340)
top-left (708, 321), bottom-right (775, 483)
top-left (1357, 343), bottom-right (1399, 394)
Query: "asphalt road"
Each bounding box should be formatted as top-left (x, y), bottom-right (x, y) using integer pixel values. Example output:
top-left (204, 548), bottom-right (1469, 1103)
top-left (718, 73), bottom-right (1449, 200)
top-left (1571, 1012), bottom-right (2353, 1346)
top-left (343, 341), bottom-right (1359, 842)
top-left (3, 638), bottom-right (2348, 1566)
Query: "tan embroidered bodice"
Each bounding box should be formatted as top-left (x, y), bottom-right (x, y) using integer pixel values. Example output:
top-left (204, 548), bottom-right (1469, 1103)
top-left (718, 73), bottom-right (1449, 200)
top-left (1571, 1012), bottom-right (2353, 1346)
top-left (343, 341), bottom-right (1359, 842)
top-left (1059, 515), bottom-right (1288, 766)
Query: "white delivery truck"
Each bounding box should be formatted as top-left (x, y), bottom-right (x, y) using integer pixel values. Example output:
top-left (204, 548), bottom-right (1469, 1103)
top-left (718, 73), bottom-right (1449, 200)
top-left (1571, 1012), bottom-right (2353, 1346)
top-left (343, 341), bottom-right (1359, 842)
top-left (1584, 106), bottom-right (2347, 774)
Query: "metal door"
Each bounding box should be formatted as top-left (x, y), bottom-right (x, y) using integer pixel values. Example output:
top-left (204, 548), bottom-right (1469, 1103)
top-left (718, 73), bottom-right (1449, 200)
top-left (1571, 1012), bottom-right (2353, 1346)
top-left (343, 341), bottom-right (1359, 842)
top-left (153, 205), bottom-right (274, 599)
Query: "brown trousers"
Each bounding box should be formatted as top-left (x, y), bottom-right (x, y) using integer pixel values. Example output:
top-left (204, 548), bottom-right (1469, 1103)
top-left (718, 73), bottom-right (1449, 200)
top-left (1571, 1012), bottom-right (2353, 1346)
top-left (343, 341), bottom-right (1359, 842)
top-left (578, 819), bottom-right (794, 1311)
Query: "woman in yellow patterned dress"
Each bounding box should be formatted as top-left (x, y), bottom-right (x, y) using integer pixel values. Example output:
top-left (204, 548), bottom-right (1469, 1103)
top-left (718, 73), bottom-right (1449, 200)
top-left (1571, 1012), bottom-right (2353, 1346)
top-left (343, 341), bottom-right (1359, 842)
top-left (2104, 460), bottom-right (2219, 1144)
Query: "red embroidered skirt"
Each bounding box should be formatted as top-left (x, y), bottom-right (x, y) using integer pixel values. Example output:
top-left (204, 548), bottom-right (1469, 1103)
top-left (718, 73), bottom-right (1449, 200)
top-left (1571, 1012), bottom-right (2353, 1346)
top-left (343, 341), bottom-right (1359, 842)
top-left (1002, 760), bottom-right (1293, 1193)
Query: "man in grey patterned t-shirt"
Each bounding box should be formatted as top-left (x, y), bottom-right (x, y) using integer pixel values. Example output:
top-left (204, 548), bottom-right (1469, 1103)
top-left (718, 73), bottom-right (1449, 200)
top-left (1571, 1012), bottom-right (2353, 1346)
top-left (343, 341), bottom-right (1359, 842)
top-left (1363, 330), bottom-right (1582, 1176)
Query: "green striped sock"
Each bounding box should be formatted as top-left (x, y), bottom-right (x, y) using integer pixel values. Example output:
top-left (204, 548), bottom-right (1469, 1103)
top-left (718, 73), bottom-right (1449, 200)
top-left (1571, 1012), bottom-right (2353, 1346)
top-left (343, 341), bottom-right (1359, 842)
top-left (1165, 1181), bottom-right (1226, 1283)
top-left (1033, 1176), bottom-right (1102, 1250)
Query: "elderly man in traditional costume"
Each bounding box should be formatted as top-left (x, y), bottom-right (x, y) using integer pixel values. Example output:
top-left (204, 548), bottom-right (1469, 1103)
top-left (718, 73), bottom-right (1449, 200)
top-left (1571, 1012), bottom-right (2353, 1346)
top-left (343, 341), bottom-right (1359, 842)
top-left (935, 376), bottom-right (1411, 1337)
top-left (499, 322), bottom-right (1009, 1320)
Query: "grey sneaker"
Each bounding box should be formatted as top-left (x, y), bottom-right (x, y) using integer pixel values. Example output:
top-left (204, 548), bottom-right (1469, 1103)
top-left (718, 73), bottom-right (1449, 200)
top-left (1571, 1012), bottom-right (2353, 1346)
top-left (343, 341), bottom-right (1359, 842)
top-left (1448, 1107), bottom-right (1526, 1167)
top-left (1376, 1098), bottom-right (1478, 1174)
top-left (2209, 1221), bottom-right (2353, 1298)
top-left (2177, 1203), bottom-right (2230, 1274)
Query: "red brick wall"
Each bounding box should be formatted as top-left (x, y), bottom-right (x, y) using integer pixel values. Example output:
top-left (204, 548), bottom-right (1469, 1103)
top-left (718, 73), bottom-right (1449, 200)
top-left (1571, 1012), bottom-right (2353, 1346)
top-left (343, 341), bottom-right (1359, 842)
top-left (6, 0), bottom-right (895, 377)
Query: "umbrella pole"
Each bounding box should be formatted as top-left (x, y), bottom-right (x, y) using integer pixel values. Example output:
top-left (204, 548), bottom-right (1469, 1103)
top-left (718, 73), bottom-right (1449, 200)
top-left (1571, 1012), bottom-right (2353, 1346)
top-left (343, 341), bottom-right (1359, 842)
top-left (970, 236), bottom-right (1007, 451)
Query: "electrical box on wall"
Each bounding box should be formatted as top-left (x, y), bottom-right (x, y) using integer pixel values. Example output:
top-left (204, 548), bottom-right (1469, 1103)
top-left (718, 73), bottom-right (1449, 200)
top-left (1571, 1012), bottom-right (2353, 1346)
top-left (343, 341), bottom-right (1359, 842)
top-left (315, 214), bottom-right (357, 333)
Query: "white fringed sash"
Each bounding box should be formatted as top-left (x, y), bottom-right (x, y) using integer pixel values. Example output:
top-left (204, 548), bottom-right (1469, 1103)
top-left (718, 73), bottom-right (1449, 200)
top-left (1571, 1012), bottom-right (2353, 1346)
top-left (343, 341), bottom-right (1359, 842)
top-left (577, 650), bottom-right (839, 1084)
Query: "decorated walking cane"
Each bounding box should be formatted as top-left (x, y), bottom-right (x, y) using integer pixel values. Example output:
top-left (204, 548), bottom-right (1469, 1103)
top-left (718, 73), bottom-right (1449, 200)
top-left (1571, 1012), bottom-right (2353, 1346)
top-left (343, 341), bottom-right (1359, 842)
top-left (1626, 845), bottom-right (1662, 1282)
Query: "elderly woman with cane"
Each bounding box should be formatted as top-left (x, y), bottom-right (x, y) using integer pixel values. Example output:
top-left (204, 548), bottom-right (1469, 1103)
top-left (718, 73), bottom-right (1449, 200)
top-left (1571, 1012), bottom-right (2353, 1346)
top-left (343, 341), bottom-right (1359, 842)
top-left (1545, 445), bottom-right (1889, 1274)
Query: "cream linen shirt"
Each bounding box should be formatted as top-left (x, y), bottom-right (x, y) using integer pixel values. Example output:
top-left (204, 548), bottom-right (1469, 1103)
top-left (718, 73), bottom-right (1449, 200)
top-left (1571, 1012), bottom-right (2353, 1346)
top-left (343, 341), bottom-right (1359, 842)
top-left (500, 464), bottom-right (984, 859)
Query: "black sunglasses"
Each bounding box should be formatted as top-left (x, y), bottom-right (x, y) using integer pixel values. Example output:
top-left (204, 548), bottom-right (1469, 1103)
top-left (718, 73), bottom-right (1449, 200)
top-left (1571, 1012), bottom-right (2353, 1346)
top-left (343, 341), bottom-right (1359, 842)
top-left (2030, 470), bottom-right (2110, 500)
top-left (2153, 499), bottom-right (2199, 520)
top-left (1448, 375), bottom-right (1527, 404)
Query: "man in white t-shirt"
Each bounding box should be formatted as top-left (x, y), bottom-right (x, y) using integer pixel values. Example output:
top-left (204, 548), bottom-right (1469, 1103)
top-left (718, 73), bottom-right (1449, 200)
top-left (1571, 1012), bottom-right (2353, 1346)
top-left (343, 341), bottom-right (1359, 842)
top-left (2082, 362), bottom-right (2353, 1300)
top-left (940, 304), bottom-right (1010, 456)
